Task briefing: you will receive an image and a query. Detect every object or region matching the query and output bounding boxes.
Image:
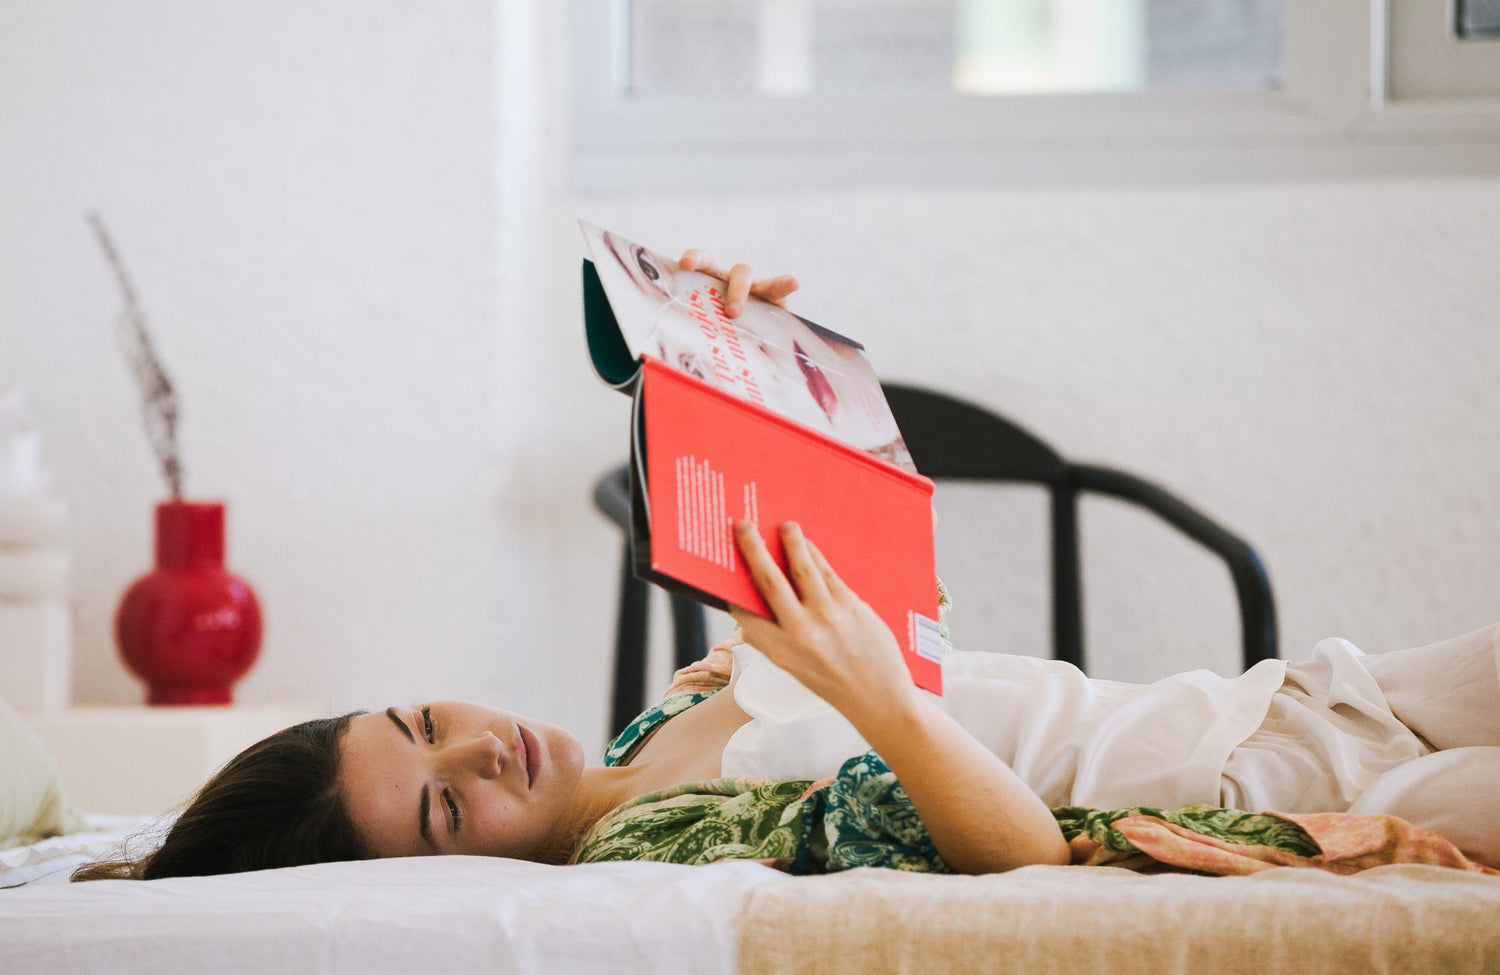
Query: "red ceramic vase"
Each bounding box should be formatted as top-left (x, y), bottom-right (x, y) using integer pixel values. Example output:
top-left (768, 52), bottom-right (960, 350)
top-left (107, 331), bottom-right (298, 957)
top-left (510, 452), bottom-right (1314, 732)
top-left (115, 501), bottom-right (263, 705)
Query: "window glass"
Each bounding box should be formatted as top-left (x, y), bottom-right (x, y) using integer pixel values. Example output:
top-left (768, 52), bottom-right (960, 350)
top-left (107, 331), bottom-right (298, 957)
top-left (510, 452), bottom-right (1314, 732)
top-left (1458, 0), bottom-right (1500, 39)
top-left (626, 0), bottom-right (1281, 98)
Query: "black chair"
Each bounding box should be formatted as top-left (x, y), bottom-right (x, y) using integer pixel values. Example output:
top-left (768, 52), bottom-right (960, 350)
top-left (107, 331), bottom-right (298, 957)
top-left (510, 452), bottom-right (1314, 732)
top-left (593, 467), bottom-right (709, 734)
top-left (594, 382), bottom-right (1278, 734)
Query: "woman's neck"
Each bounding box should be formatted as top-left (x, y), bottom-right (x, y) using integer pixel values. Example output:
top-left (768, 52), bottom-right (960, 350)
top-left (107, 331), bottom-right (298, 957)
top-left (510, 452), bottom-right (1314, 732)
top-left (538, 763), bottom-right (664, 863)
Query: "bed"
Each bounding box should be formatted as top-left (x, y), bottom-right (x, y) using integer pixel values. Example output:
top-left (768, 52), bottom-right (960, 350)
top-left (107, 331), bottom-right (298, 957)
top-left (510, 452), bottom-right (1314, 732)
top-left (1, 816), bottom-right (780, 974)
top-left (4, 816), bottom-right (1499, 974)
top-left (5, 395), bottom-right (1497, 973)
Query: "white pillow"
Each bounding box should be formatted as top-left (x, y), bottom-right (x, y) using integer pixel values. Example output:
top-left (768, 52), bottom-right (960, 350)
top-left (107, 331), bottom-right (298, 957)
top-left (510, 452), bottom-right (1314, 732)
top-left (0, 694), bottom-right (84, 847)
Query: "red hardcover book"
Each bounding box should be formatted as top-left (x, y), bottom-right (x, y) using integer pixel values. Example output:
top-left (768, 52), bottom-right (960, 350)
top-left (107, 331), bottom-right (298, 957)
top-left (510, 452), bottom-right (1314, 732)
top-left (582, 222), bottom-right (942, 693)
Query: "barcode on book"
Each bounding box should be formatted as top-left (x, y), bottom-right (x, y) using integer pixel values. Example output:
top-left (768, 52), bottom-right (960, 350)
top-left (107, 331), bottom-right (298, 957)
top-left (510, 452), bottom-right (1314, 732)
top-left (909, 611), bottom-right (944, 663)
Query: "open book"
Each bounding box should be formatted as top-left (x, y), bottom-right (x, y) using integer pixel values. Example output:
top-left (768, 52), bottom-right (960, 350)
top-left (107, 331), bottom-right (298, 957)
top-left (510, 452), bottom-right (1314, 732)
top-left (580, 221), bottom-right (942, 693)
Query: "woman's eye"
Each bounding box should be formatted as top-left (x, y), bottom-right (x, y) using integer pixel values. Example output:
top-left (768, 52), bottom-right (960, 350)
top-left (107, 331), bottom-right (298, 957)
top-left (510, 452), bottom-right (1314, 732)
top-left (445, 791), bottom-right (461, 832)
top-left (421, 706), bottom-right (434, 743)
top-left (678, 352), bottom-right (707, 379)
top-left (635, 250), bottom-right (660, 281)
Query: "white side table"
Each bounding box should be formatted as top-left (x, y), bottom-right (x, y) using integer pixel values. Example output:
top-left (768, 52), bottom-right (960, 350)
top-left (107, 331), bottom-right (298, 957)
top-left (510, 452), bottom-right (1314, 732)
top-left (20, 704), bottom-right (321, 816)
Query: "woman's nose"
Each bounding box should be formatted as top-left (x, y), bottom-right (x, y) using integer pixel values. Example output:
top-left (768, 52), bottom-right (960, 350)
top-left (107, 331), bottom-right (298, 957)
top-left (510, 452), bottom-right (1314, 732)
top-left (442, 731), bottom-right (503, 779)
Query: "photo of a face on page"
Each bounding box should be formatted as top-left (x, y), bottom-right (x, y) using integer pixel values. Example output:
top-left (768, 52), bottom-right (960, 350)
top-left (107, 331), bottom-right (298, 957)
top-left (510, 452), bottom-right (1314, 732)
top-left (582, 222), bottom-right (913, 469)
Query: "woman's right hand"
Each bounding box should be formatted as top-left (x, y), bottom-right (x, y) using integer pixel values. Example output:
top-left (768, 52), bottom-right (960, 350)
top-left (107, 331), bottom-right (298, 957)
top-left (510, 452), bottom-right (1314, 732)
top-left (677, 250), bottom-right (800, 320)
top-left (727, 520), bottom-right (919, 728)
top-left (729, 519), bottom-right (1071, 874)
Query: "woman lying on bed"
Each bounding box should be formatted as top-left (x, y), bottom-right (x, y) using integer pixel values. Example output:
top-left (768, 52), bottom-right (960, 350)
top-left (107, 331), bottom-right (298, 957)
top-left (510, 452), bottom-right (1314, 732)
top-left (74, 260), bottom-right (1500, 883)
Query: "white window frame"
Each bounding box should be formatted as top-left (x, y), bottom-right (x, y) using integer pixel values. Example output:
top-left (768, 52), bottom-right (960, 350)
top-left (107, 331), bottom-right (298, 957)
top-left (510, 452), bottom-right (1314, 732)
top-left (569, 1), bottom-right (1500, 190)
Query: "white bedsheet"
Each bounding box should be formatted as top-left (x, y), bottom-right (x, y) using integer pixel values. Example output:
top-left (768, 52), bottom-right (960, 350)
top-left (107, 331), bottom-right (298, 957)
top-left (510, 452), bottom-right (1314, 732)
top-left (1, 847), bottom-right (783, 974)
top-left (1, 815), bottom-right (155, 888)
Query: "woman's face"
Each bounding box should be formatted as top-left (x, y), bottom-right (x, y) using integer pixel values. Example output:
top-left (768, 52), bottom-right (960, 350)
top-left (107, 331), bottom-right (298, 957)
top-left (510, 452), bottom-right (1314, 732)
top-left (339, 700), bottom-right (585, 860)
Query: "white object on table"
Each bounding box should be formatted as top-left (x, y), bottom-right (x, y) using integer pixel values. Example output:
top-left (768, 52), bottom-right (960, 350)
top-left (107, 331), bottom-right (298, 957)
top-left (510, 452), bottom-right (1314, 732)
top-left (0, 547), bottom-right (70, 599)
top-left (0, 390), bottom-right (75, 712)
top-left (19, 704), bottom-right (322, 816)
top-left (0, 601), bottom-right (72, 711)
top-left (0, 495), bottom-right (68, 547)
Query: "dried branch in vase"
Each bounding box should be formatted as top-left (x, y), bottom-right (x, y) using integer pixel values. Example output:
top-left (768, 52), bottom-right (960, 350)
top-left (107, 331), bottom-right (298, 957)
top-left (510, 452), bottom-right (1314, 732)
top-left (88, 212), bottom-right (183, 499)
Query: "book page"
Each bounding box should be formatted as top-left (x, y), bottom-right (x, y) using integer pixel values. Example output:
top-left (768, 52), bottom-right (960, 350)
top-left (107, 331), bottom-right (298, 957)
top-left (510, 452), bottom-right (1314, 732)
top-left (581, 220), bottom-right (914, 470)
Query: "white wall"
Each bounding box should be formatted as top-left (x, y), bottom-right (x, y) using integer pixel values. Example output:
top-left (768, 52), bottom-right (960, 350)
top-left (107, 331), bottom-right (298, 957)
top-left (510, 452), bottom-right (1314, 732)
top-left (568, 180), bottom-right (1500, 689)
top-left (0, 0), bottom-right (530, 715)
top-left (3, 1), bottom-right (1497, 762)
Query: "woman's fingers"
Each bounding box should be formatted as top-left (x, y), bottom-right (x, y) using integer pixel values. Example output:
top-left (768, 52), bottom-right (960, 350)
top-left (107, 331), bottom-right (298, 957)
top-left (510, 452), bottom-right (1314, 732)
top-left (779, 522), bottom-right (832, 606)
top-left (734, 520), bottom-right (803, 623)
top-left (677, 249), bottom-right (735, 285)
top-left (803, 536), bottom-right (853, 601)
top-left (677, 249), bottom-right (719, 275)
top-left (723, 263), bottom-right (753, 317)
top-left (750, 274), bottom-right (799, 309)
top-left (677, 249), bottom-right (798, 318)
top-left (731, 521), bottom-right (840, 616)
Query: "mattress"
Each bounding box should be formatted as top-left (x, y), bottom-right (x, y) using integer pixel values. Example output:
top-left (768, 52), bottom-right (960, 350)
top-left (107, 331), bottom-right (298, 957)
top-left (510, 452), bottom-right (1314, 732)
top-left (1, 823), bottom-right (783, 975)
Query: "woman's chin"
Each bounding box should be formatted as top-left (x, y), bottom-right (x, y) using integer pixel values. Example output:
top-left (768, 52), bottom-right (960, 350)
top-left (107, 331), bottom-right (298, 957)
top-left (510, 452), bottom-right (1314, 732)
top-left (540, 727), bottom-right (585, 787)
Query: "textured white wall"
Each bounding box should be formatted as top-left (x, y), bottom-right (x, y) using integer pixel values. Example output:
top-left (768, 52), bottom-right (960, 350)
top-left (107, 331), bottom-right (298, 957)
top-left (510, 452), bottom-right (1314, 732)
top-left (3, 2), bottom-right (1497, 764)
top-left (0, 0), bottom-right (529, 715)
top-left (567, 180), bottom-right (1500, 691)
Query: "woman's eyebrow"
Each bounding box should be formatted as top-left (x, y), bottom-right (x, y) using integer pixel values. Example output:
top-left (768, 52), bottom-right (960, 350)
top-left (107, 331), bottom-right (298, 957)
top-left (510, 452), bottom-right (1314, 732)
top-left (419, 786), bottom-right (435, 851)
top-left (386, 707), bottom-right (415, 743)
top-left (384, 708), bottom-right (438, 851)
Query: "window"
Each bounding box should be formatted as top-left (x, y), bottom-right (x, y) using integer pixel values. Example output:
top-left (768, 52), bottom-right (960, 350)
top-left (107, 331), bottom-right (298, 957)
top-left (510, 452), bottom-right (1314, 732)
top-left (1383, 0), bottom-right (1500, 102)
top-left (1460, 0), bottom-right (1500, 38)
top-left (569, 1), bottom-right (1500, 188)
top-left (626, 0), bottom-right (1282, 96)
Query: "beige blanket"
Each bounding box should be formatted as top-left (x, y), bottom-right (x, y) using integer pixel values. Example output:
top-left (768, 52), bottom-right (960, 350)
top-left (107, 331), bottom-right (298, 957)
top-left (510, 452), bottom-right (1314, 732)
top-left (739, 864), bottom-right (1500, 975)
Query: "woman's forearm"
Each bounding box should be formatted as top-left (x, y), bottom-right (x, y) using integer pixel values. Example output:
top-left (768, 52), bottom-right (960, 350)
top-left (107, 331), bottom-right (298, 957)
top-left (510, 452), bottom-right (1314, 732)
top-left (728, 521), bottom-right (1070, 874)
top-left (848, 690), bottom-right (1071, 874)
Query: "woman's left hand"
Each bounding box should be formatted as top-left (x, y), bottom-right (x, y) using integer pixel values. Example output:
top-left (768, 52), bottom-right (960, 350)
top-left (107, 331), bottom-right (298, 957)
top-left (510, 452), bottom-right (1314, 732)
top-left (677, 250), bottom-right (800, 319)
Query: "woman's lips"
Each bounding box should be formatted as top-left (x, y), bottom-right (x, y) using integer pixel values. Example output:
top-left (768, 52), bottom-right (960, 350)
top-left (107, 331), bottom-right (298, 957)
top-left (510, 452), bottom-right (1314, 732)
top-left (519, 725), bottom-right (540, 789)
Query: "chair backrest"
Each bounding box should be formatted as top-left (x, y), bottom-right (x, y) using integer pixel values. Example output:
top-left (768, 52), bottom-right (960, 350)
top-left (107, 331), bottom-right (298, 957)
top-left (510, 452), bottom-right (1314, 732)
top-left (595, 382), bottom-right (1278, 734)
top-left (882, 382), bottom-right (1278, 673)
top-left (883, 384), bottom-right (1066, 484)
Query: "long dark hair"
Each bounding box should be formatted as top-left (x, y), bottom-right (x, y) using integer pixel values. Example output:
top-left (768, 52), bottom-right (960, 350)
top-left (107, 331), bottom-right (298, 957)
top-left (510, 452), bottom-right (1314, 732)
top-left (73, 713), bottom-right (370, 881)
